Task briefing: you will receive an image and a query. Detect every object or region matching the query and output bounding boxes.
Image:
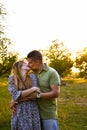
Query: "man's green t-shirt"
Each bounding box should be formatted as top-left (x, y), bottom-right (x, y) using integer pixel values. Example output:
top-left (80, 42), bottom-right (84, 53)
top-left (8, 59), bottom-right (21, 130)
top-left (36, 63), bottom-right (61, 120)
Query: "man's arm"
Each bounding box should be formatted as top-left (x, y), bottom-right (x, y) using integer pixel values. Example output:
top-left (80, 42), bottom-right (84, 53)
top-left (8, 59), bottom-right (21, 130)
top-left (29, 84), bottom-right (60, 99)
top-left (40, 84), bottom-right (60, 99)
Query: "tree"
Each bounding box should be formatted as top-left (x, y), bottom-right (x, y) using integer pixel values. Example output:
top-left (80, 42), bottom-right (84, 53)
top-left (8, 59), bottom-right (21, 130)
top-left (41, 40), bottom-right (73, 77)
top-left (0, 38), bottom-right (18, 76)
top-left (0, 2), bottom-right (18, 76)
top-left (74, 47), bottom-right (87, 78)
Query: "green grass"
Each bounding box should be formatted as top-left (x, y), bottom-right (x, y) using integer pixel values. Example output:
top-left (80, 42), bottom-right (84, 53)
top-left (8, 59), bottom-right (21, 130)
top-left (0, 77), bottom-right (87, 130)
top-left (0, 77), bottom-right (11, 130)
top-left (58, 78), bottom-right (87, 130)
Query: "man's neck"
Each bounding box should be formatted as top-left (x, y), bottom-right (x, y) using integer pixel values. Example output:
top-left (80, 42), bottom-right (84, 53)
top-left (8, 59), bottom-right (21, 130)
top-left (37, 63), bottom-right (44, 73)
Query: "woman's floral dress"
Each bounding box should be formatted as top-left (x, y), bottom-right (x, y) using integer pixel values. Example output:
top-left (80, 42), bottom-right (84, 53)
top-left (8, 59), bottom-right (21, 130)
top-left (8, 74), bottom-right (41, 130)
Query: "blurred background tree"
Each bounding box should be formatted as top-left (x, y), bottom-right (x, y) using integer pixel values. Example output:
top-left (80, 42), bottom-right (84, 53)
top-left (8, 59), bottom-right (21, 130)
top-left (0, 2), bottom-right (18, 77)
top-left (74, 47), bottom-right (87, 78)
top-left (39, 39), bottom-right (73, 78)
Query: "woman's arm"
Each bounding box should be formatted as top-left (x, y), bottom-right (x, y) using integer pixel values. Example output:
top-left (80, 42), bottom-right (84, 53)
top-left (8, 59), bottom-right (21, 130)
top-left (21, 87), bottom-right (40, 98)
top-left (8, 75), bottom-right (40, 100)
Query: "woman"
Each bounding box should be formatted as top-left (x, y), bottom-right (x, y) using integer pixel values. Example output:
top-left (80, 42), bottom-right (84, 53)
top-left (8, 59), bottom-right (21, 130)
top-left (8, 59), bottom-right (41, 130)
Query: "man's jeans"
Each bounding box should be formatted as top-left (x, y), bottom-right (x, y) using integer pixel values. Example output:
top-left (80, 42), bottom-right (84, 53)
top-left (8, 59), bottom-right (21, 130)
top-left (41, 119), bottom-right (59, 130)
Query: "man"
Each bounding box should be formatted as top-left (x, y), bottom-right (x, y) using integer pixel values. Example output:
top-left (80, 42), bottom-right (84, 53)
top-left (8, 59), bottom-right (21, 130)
top-left (27, 50), bottom-right (61, 130)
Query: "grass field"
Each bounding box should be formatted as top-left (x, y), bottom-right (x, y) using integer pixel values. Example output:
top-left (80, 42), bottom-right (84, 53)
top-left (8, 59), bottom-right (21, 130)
top-left (58, 78), bottom-right (87, 130)
top-left (0, 77), bottom-right (11, 130)
top-left (0, 77), bottom-right (87, 130)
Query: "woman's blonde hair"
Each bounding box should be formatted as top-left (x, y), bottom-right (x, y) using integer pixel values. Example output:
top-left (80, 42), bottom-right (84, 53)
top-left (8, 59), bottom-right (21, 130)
top-left (11, 59), bottom-right (32, 90)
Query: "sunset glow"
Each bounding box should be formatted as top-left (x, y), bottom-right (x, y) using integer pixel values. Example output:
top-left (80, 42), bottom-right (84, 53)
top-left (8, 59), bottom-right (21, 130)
top-left (1, 0), bottom-right (87, 58)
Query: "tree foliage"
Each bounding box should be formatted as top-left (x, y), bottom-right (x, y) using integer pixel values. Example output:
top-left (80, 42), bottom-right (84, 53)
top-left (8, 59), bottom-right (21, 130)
top-left (0, 2), bottom-right (7, 35)
top-left (74, 47), bottom-right (87, 77)
top-left (0, 2), bottom-right (18, 77)
top-left (40, 40), bottom-right (73, 77)
top-left (0, 38), bottom-right (18, 76)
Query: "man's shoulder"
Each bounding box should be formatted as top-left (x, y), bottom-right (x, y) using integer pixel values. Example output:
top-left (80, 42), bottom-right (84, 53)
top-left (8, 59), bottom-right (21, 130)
top-left (48, 66), bottom-right (57, 73)
top-left (44, 63), bottom-right (58, 74)
top-left (44, 63), bottom-right (55, 71)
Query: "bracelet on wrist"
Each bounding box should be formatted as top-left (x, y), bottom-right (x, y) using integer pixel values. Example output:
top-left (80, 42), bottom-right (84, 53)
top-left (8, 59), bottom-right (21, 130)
top-left (36, 92), bottom-right (41, 98)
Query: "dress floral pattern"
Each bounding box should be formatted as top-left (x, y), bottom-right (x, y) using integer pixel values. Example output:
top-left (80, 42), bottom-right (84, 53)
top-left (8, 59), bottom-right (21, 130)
top-left (8, 74), bottom-right (41, 130)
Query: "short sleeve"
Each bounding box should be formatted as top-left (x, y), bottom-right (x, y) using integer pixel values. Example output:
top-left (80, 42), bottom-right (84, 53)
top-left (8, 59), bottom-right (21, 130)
top-left (49, 70), bottom-right (61, 86)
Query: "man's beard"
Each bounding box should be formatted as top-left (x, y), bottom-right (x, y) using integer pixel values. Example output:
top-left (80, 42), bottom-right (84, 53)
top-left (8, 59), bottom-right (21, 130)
top-left (32, 68), bottom-right (38, 72)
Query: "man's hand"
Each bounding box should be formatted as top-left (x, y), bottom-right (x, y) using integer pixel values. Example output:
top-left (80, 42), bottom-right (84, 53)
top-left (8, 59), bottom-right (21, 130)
top-left (9, 99), bottom-right (17, 114)
top-left (29, 92), bottom-right (38, 99)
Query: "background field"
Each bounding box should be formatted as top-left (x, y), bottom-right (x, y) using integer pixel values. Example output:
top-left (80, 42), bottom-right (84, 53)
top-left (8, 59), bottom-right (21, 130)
top-left (0, 77), bottom-right (87, 130)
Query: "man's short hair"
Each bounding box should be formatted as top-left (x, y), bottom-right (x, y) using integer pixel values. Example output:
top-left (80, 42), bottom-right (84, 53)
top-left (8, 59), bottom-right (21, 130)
top-left (27, 50), bottom-right (42, 62)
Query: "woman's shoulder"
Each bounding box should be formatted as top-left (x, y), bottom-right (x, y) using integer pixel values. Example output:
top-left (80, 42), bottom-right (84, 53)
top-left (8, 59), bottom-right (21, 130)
top-left (8, 75), bottom-right (14, 81)
top-left (9, 74), bottom-right (14, 78)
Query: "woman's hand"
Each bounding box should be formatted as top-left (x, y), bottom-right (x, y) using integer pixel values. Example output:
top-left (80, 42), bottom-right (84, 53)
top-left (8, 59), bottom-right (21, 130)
top-left (31, 87), bottom-right (40, 93)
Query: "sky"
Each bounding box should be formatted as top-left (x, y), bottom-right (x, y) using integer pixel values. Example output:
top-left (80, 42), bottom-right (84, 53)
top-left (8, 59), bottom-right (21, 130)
top-left (1, 0), bottom-right (87, 58)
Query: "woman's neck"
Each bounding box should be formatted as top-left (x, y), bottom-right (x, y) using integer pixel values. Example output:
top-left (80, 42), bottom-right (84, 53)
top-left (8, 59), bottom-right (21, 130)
top-left (37, 63), bottom-right (44, 73)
